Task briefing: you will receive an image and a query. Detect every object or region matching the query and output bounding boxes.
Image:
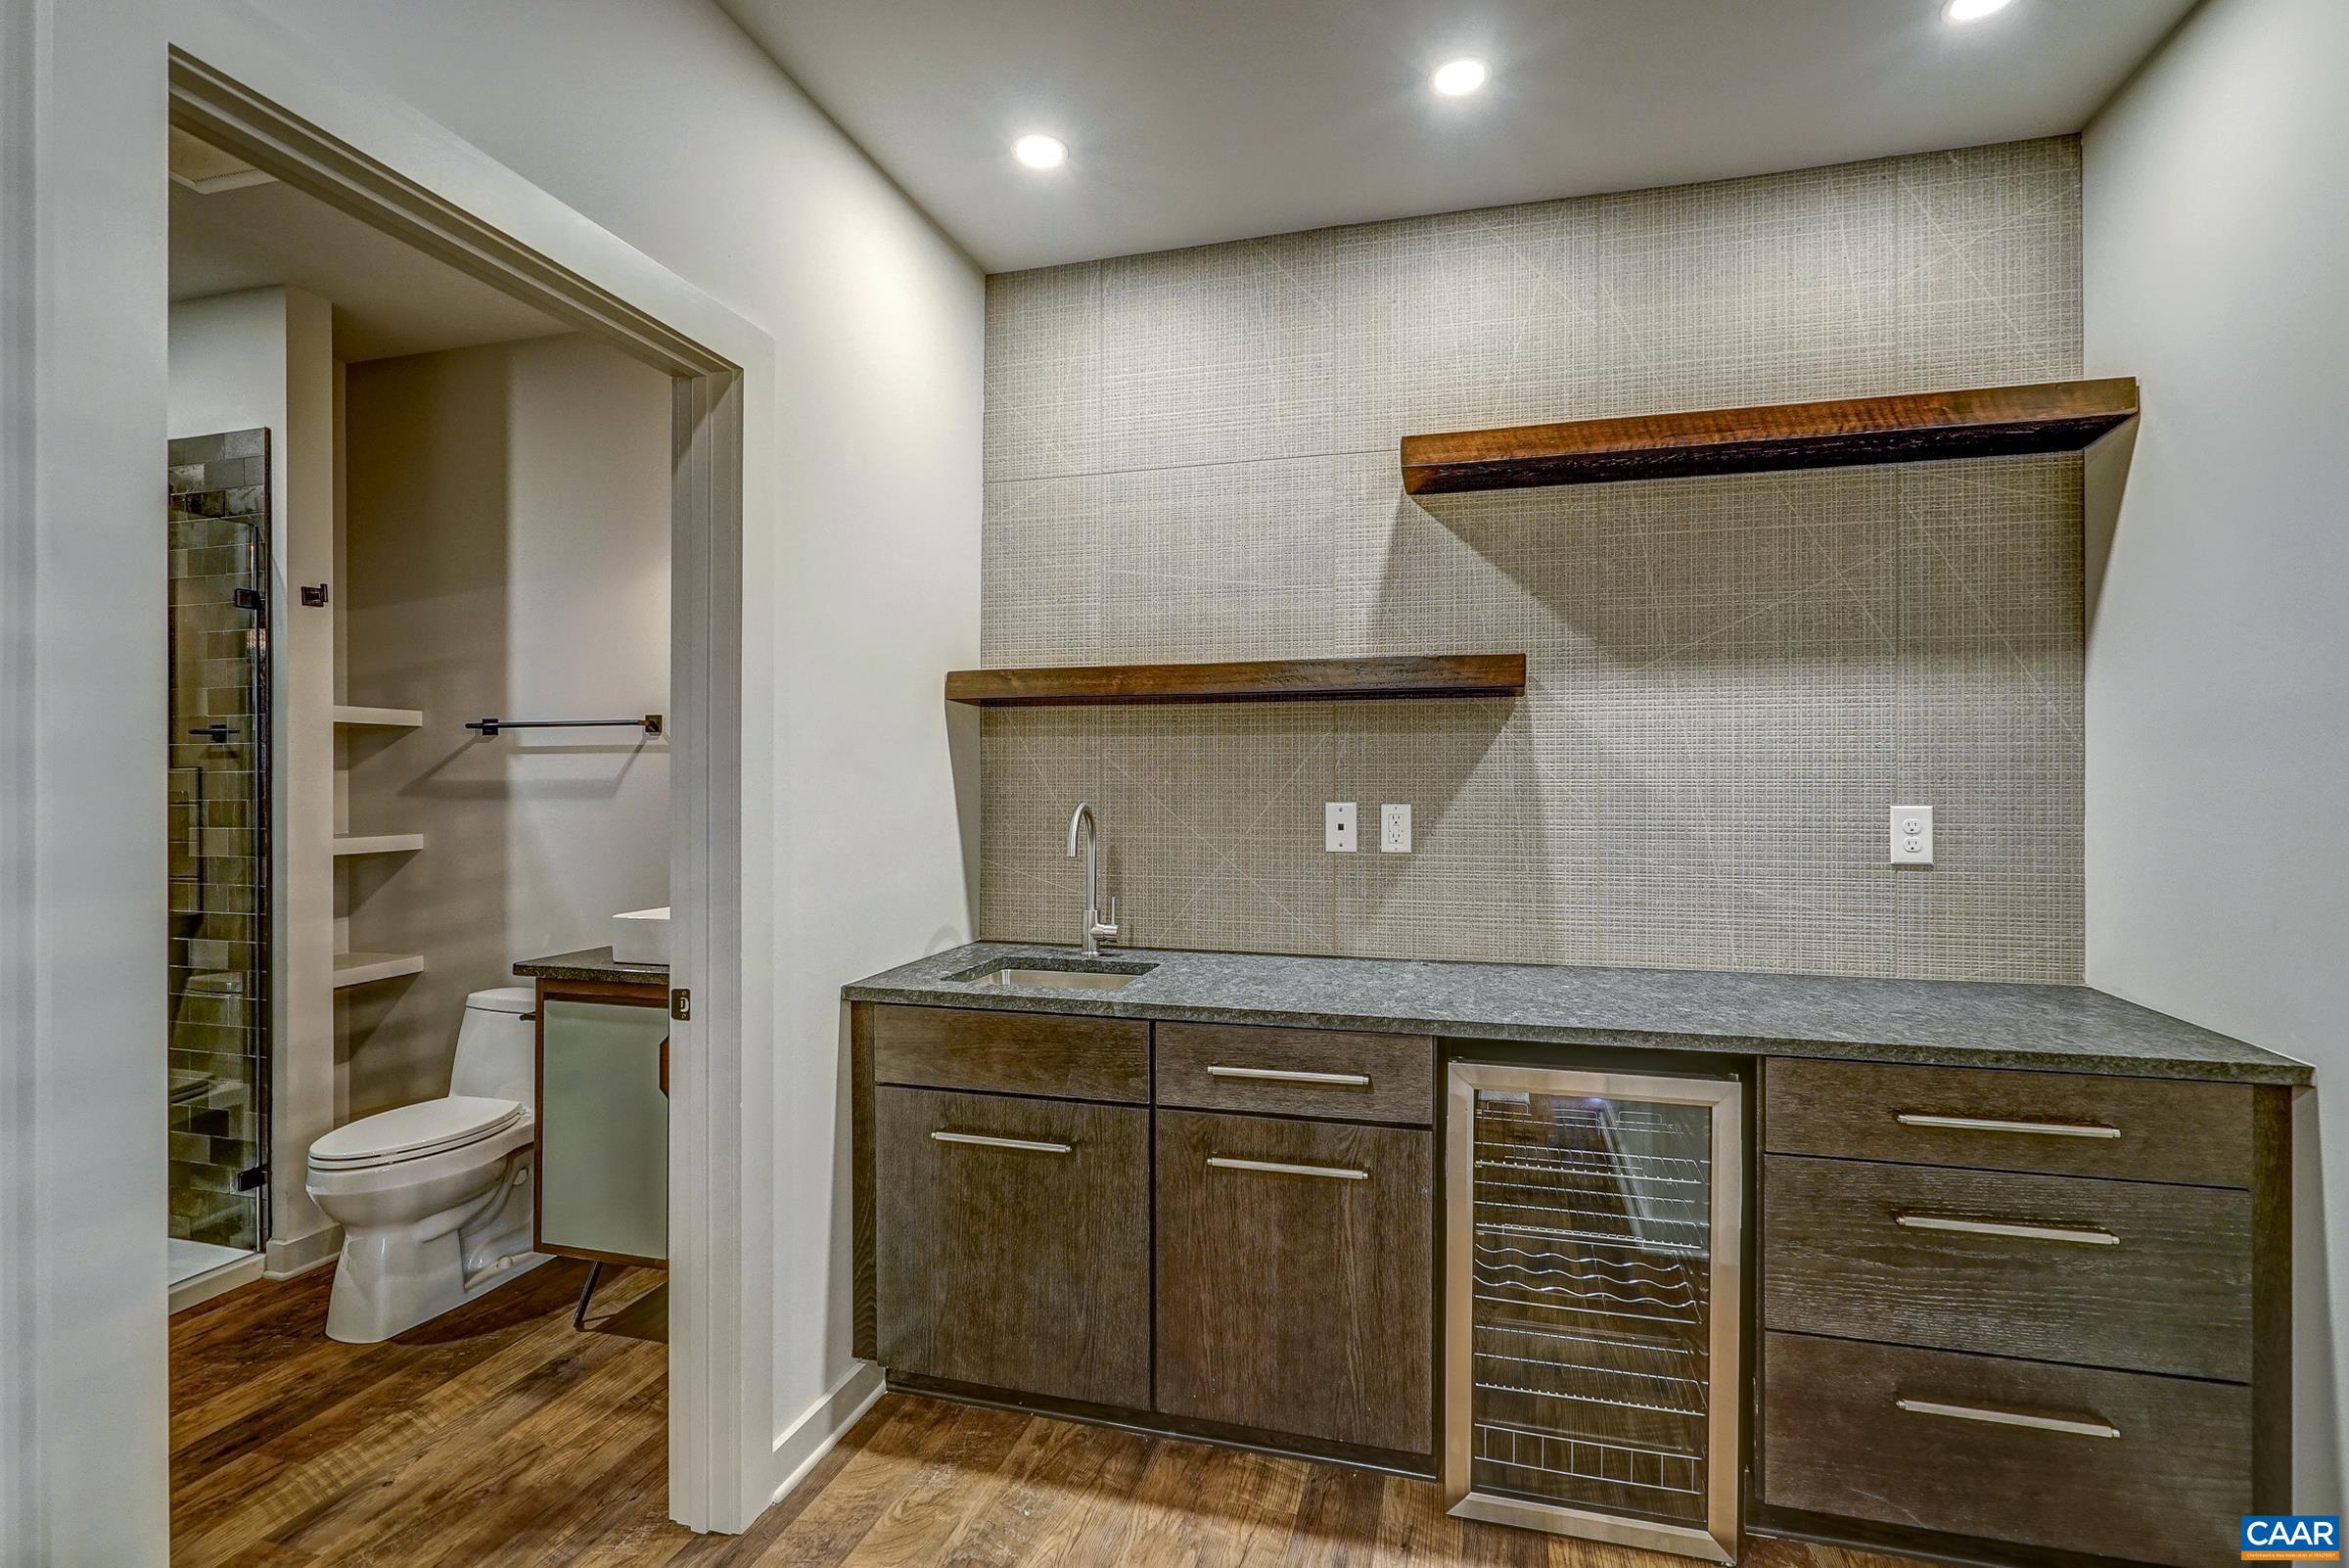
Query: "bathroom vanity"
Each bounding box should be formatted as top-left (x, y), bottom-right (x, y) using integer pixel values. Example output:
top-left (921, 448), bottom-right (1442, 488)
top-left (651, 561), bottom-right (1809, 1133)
top-left (516, 947), bottom-right (672, 1279)
top-left (843, 945), bottom-right (2305, 1568)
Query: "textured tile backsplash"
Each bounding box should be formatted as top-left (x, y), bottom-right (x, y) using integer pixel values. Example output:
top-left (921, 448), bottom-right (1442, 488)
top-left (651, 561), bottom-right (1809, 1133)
top-left (980, 139), bottom-right (2086, 982)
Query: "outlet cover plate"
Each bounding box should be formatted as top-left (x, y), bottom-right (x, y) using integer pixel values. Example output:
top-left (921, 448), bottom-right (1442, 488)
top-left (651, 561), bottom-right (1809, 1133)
top-left (1381, 804), bottom-right (1412, 853)
top-left (1891, 805), bottom-right (1934, 865)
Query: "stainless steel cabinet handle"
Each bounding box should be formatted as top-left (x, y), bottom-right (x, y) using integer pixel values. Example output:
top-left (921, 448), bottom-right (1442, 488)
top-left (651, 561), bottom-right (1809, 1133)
top-left (1206, 1155), bottom-right (1368, 1180)
top-left (1204, 1065), bottom-right (1371, 1086)
top-left (1897, 1112), bottom-right (2121, 1139)
top-left (930, 1130), bottom-right (1073, 1155)
top-left (1895, 1213), bottom-right (2119, 1246)
top-left (1896, 1397), bottom-right (2121, 1439)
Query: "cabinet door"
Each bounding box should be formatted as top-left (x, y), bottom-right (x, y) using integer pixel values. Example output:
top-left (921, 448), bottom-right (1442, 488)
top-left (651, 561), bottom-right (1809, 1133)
top-left (1155, 1108), bottom-right (1434, 1453)
top-left (537, 997), bottom-right (669, 1263)
top-left (875, 1086), bottom-right (1149, 1407)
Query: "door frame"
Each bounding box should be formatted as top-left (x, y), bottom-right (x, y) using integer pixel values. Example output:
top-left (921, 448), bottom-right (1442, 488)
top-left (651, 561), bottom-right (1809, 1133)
top-left (163, 36), bottom-right (777, 1533)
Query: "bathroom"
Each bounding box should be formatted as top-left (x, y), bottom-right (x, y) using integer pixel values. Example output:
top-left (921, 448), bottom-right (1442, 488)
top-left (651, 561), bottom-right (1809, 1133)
top-left (164, 129), bottom-right (676, 1356)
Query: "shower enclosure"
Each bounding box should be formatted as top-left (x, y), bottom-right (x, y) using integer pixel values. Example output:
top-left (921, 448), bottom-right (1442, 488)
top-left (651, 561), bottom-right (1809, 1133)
top-left (166, 429), bottom-right (273, 1289)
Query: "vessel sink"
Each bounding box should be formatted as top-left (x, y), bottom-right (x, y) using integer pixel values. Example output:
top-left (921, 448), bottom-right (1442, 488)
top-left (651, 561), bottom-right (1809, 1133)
top-left (948, 959), bottom-right (1156, 992)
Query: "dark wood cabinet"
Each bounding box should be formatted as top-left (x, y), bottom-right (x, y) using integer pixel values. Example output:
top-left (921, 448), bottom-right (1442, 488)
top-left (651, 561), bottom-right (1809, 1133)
top-left (1153, 1109), bottom-right (1434, 1454)
top-left (873, 1085), bottom-right (1150, 1408)
top-left (1762, 1330), bottom-right (2252, 1568)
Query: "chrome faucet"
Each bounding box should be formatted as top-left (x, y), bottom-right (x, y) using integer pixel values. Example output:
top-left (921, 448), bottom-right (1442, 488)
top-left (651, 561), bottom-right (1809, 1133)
top-left (1067, 802), bottom-right (1119, 956)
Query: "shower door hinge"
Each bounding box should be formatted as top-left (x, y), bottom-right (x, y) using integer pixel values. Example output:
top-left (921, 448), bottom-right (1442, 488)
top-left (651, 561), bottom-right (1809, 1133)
top-left (669, 989), bottom-right (691, 1022)
top-left (232, 586), bottom-right (264, 613)
top-left (233, 1165), bottom-right (269, 1194)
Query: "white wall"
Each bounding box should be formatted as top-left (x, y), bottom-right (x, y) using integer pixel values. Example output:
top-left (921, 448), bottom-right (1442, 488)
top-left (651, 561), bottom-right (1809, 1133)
top-left (340, 333), bottom-right (672, 1116)
top-left (167, 285), bottom-right (340, 1256)
top-left (4, 0), bottom-right (982, 1557)
top-left (2083, 0), bottom-right (2347, 1506)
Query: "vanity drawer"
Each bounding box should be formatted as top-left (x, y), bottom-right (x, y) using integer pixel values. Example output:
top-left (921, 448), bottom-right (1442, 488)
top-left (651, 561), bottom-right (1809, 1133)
top-left (1155, 1023), bottom-right (1434, 1125)
top-left (870, 1004), bottom-right (1149, 1104)
top-left (1762, 1155), bottom-right (2253, 1381)
top-left (1762, 1330), bottom-right (2250, 1568)
top-left (1765, 1057), bottom-right (2252, 1187)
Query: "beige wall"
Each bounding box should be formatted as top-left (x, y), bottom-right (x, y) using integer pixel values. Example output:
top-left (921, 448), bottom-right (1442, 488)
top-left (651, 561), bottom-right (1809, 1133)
top-left (981, 139), bottom-right (2087, 983)
top-left (2083, 0), bottom-right (2345, 1505)
top-left (340, 333), bottom-right (670, 1117)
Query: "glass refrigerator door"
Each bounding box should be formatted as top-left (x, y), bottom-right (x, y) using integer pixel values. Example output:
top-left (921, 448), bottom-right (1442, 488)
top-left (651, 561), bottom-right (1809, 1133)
top-left (1446, 1064), bottom-right (1742, 1563)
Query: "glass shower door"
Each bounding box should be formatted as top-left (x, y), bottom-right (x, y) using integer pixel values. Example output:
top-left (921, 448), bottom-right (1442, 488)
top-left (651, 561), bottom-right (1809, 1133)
top-left (166, 429), bottom-right (272, 1272)
top-left (1446, 1061), bottom-right (1742, 1563)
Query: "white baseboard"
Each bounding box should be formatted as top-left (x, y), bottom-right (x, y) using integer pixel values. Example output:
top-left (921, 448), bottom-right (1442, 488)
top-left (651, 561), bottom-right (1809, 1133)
top-left (768, 1360), bottom-right (887, 1507)
top-left (262, 1224), bottom-right (342, 1279)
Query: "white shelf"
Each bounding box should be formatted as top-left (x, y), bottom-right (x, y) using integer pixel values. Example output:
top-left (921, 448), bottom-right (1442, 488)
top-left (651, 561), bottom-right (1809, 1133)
top-left (332, 950), bottom-right (425, 989)
top-left (331, 832), bottom-right (424, 857)
top-left (333, 704), bottom-right (423, 728)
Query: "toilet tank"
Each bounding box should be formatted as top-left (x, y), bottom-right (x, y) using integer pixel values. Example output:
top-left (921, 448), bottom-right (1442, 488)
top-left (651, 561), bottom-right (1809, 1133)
top-left (449, 986), bottom-right (537, 1109)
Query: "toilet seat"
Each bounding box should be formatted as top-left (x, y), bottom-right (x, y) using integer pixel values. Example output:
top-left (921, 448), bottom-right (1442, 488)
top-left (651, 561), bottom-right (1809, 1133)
top-left (309, 1094), bottom-right (525, 1172)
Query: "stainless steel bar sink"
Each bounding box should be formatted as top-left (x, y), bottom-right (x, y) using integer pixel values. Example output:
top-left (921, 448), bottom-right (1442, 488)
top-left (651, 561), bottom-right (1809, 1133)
top-left (948, 959), bottom-right (1156, 992)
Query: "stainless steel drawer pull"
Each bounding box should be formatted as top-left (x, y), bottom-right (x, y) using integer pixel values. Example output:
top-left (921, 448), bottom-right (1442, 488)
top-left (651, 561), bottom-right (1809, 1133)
top-left (929, 1131), bottom-right (1074, 1155)
top-left (1896, 1397), bottom-right (2121, 1440)
top-left (1206, 1156), bottom-right (1368, 1181)
top-left (1896, 1112), bottom-right (2122, 1139)
top-left (1895, 1213), bottom-right (2120, 1246)
top-left (1204, 1065), bottom-right (1372, 1086)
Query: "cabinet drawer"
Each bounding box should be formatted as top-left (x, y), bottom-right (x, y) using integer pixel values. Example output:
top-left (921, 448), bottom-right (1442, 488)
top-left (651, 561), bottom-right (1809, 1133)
top-left (1155, 1109), bottom-right (1434, 1453)
top-left (1763, 1155), bottom-right (2252, 1380)
top-left (1765, 1058), bottom-right (2252, 1187)
top-left (1762, 1330), bottom-right (2250, 1568)
top-left (870, 1003), bottom-right (1148, 1103)
top-left (1156, 1023), bottom-right (1433, 1125)
top-left (875, 1087), bottom-right (1149, 1407)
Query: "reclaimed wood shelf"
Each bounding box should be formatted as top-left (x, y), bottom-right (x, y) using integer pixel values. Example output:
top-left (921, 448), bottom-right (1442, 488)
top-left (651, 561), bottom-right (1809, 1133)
top-left (1400, 377), bottom-right (2139, 494)
top-left (945, 654), bottom-right (1527, 708)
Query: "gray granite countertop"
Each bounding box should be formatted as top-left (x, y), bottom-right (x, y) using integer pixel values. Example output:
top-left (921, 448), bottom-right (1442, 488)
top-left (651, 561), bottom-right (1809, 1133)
top-left (514, 945), bottom-right (669, 986)
top-left (843, 943), bottom-right (2310, 1084)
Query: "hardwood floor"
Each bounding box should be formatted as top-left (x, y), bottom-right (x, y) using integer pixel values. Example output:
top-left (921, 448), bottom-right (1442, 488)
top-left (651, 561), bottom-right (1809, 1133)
top-left (173, 1263), bottom-right (1928, 1568)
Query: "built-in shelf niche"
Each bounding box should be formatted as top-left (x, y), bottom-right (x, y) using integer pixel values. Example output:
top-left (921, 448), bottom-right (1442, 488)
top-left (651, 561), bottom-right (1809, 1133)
top-left (944, 654), bottom-right (1527, 708)
top-left (331, 950), bottom-right (424, 989)
top-left (1399, 377), bottom-right (2139, 494)
top-left (330, 832), bottom-right (424, 857)
top-left (332, 704), bottom-right (423, 728)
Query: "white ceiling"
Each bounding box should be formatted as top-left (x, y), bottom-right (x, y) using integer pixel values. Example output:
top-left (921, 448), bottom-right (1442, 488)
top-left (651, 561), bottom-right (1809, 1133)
top-left (716, 0), bottom-right (2196, 272)
top-left (169, 176), bottom-right (567, 362)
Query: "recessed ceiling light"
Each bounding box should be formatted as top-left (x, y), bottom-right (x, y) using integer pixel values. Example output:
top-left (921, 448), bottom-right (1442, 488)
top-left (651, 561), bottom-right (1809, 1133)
top-left (1943, 0), bottom-right (2015, 21)
top-left (1012, 133), bottom-right (1068, 170)
top-left (1431, 58), bottom-right (1489, 96)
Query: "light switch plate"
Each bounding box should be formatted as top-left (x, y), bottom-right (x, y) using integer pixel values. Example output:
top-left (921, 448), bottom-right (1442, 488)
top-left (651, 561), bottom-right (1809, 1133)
top-left (1325, 802), bottom-right (1357, 853)
top-left (1381, 804), bottom-right (1412, 853)
top-left (1890, 805), bottom-right (1934, 865)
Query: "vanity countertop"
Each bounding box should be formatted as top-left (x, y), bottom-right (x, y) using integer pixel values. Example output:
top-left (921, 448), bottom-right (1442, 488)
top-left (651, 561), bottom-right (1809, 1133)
top-left (514, 946), bottom-right (669, 986)
top-left (844, 942), bottom-right (2310, 1085)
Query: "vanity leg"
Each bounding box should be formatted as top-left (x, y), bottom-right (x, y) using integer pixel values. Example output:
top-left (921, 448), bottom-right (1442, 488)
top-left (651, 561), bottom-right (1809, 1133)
top-left (574, 1262), bottom-right (605, 1329)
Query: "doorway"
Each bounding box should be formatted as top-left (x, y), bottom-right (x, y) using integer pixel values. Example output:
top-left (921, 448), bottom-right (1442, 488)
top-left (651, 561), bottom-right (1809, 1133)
top-left (163, 43), bottom-right (764, 1534)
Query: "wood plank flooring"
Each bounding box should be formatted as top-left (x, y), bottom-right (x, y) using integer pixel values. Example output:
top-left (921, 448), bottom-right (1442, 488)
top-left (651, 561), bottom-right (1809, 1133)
top-left (172, 1263), bottom-right (1930, 1568)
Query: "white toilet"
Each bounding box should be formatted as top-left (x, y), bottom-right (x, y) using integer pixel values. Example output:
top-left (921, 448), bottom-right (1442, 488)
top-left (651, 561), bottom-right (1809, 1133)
top-left (307, 985), bottom-right (548, 1343)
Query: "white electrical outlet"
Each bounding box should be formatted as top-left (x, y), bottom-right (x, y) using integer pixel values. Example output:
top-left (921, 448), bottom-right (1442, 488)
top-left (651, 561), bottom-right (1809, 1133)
top-left (1325, 802), bottom-right (1358, 853)
top-left (1890, 805), bottom-right (1934, 865)
top-left (1381, 804), bottom-right (1412, 853)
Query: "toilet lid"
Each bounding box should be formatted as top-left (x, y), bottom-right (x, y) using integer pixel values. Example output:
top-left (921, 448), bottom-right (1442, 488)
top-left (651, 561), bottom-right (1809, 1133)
top-left (310, 1095), bottom-right (525, 1170)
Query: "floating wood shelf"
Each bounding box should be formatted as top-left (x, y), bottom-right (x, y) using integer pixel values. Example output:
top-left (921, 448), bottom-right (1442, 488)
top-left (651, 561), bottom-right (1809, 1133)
top-left (945, 654), bottom-right (1527, 708)
top-left (332, 950), bottom-right (425, 989)
top-left (330, 832), bottom-right (424, 857)
top-left (333, 704), bottom-right (424, 728)
top-left (1400, 377), bottom-right (2139, 494)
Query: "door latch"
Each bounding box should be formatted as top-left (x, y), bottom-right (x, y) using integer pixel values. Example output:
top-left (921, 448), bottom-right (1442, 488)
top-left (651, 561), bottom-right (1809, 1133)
top-left (669, 988), bottom-right (691, 1022)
